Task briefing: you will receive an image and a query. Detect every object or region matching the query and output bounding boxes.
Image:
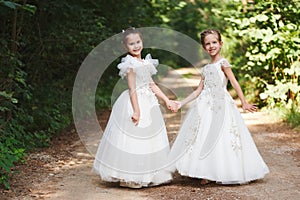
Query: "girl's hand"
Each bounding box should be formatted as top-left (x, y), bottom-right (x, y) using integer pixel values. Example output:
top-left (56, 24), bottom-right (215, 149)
top-left (166, 100), bottom-right (176, 112)
top-left (242, 103), bottom-right (257, 113)
top-left (165, 100), bottom-right (172, 110)
top-left (131, 112), bottom-right (140, 126)
top-left (172, 100), bottom-right (182, 112)
top-left (168, 100), bottom-right (182, 112)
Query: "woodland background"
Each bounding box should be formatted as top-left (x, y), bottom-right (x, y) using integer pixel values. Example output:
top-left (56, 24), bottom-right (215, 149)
top-left (0, 0), bottom-right (299, 189)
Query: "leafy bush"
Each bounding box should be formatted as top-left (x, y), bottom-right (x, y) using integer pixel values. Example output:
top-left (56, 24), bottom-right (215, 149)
top-left (0, 143), bottom-right (25, 189)
top-left (223, 0), bottom-right (300, 108)
top-left (0, 0), bottom-right (111, 188)
top-left (285, 105), bottom-right (300, 128)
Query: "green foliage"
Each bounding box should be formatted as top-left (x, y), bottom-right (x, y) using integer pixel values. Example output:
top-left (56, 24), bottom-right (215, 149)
top-left (0, 0), bottom-right (36, 13)
top-left (2, 0), bottom-right (298, 190)
top-left (265, 102), bottom-right (300, 129)
top-left (285, 105), bottom-right (300, 128)
top-left (0, 144), bottom-right (25, 189)
top-left (222, 0), bottom-right (300, 108)
top-left (0, 0), bottom-right (113, 188)
top-left (216, 0), bottom-right (300, 128)
top-left (160, 0), bottom-right (231, 67)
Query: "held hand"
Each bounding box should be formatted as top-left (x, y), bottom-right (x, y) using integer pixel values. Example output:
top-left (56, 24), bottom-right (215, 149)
top-left (242, 103), bottom-right (257, 113)
top-left (166, 100), bottom-right (176, 112)
top-left (131, 112), bottom-right (140, 126)
top-left (172, 100), bottom-right (182, 112)
top-left (167, 100), bottom-right (182, 113)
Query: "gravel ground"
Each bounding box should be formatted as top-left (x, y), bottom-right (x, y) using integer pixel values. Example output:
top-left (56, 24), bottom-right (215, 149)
top-left (1, 68), bottom-right (299, 200)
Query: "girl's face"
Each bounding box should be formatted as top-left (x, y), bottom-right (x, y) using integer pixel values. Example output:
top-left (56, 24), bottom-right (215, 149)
top-left (202, 33), bottom-right (223, 57)
top-left (124, 33), bottom-right (143, 58)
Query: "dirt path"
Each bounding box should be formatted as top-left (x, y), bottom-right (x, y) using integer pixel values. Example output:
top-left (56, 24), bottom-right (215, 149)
top-left (1, 68), bottom-right (300, 200)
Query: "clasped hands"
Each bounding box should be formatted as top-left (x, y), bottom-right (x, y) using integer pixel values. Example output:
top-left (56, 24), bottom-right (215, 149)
top-left (167, 100), bottom-right (182, 113)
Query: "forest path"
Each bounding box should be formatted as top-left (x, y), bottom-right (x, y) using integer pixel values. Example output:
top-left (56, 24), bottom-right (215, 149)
top-left (1, 68), bottom-right (300, 200)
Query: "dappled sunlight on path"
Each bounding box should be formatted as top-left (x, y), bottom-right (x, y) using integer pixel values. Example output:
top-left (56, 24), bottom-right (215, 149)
top-left (2, 68), bottom-right (299, 200)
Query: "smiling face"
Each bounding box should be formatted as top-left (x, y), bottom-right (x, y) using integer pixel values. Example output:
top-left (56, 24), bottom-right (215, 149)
top-left (202, 33), bottom-right (223, 57)
top-left (124, 33), bottom-right (143, 58)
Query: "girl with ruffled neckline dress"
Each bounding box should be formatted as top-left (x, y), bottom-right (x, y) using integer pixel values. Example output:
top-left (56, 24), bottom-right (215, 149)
top-left (93, 28), bottom-right (174, 188)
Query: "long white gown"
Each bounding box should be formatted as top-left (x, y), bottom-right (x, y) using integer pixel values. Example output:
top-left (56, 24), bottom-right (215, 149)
top-left (169, 58), bottom-right (269, 184)
top-left (93, 54), bottom-right (172, 186)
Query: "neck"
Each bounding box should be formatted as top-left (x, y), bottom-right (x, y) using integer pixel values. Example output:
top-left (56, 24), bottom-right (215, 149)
top-left (210, 54), bottom-right (222, 63)
top-left (129, 53), bottom-right (142, 60)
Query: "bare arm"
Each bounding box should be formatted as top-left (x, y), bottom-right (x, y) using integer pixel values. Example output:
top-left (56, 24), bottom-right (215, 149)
top-left (180, 77), bottom-right (204, 107)
top-left (149, 77), bottom-right (175, 109)
top-left (222, 67), bottom-right (257, 112)
top-left (170, 77), bottom-right (204, 112)
top-left (127, 68), bottom-right (140, 125)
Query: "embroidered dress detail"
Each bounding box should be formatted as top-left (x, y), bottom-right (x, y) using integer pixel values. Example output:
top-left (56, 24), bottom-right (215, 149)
top-left (230, 117), bottom-right (241, 152)
top-left (169, 58), bottom-right (269, 184)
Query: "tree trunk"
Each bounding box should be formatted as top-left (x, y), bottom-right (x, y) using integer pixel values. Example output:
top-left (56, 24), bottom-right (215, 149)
top-left (11, 8), bottom-right (18, 53)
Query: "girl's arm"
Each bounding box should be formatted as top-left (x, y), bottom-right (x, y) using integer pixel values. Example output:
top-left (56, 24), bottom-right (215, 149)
top-left (179, 77), bottom-right (204, 108)
top-left (127, 68), bottom-right (140, 125)
top-left (222, 67), bottom-right (257, 112)
top-left (149, 77), bottom-right (174, 109)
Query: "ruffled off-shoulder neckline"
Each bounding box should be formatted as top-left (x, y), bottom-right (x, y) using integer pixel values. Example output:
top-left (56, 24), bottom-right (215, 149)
top-left (117, 54), bottom-right (159, 78)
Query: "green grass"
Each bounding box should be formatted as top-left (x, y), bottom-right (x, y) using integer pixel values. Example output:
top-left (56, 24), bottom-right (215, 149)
top-left (285, 106), bottom-right (300, 128)
top-left (263, 104), bottom-right (300, 129)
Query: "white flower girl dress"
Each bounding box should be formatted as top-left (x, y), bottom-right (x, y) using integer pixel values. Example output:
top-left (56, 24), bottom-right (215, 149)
top-left (93, 54), bottom-right (172, 187)
top-left (169, 58), bottom-right (269, 184)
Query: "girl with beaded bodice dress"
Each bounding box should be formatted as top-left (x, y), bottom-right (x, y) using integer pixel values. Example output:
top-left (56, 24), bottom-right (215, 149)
top-left (169, 29), bottom-right (269, 184)
top-left (93, 28), bottom-right (173, 188)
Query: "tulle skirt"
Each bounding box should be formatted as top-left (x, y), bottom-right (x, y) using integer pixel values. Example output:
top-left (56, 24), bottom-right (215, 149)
top-left (93, 90), bottom-right (172, 186)
top-left (169, 92), bottom-right (269, 184)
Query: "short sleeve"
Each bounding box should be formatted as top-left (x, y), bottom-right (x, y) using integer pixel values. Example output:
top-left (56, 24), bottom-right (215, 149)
top-left (221, 58), bottom-right (231, 68)
top-left (117, 54), bottom-right (159, 78)
top-left (117, 55), bottom-right (139, 79)
top-left (145, 54), bottom-right (159, 67)
top-left (145, 54), bottom-right (158, 75)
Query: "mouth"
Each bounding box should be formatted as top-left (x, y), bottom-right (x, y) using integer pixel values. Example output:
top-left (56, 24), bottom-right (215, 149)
top-left (133, 49), bottom-right (141, 52)
top-left (209, 49), bottom-right (216, 53)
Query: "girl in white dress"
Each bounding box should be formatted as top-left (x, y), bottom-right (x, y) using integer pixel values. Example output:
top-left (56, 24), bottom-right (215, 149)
top-left (93, 28), bottom-right (174, 188)
top-left (169, 29), bottom-right (269, 184)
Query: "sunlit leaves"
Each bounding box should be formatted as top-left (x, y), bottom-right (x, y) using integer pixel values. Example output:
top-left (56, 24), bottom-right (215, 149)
top-left (266, 48), bottom-right (281, 60)
top-left (0, 0), bottom-right (19, 9)
top-left (284, 61), bottom-right (300, 76)
top-left (256, 14), bottom-right (268, 22)
top-left (223, 0), bottom-right (300, 108)
top-left (0, 0), bottom-right (36, 13)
